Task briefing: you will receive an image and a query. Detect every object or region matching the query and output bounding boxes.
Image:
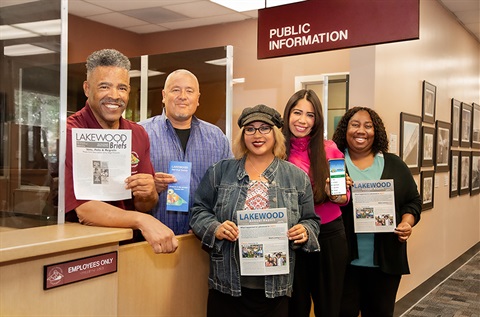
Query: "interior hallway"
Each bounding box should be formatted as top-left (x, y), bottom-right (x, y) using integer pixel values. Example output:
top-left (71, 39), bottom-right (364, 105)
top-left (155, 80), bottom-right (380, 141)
top-left (395, 243), bottom-right (480, 317)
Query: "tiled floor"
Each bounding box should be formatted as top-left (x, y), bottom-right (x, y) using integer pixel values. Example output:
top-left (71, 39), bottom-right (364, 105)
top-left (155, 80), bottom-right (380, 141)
top-left (399, 251), bottom-right (480, 317)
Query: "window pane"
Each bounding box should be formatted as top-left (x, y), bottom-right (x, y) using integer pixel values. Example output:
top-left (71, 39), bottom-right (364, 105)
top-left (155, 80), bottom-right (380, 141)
top-left (0, 0), bottom-right (61, 228)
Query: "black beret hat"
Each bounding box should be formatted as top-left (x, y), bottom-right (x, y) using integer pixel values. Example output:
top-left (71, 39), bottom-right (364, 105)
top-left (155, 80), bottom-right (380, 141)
top-left (237, 104), bottom-right (284, 129)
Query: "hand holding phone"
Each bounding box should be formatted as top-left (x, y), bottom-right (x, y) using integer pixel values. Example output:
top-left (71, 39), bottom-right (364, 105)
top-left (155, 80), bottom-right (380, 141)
top-left (329, 158), bottom-right (347, 196)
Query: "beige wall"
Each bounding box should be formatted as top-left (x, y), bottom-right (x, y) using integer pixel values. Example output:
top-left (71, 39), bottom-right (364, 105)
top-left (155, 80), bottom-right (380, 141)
top-left (69, 15), bottom-right (351, 137)
top-left (140, 19), bottom-right (351, 137)
top-left (368, 0), bottom-right (480, 299)
top-left (69, 0), bottom-right (479, 301)
top-left (68, 15), bottom-right (142, 63)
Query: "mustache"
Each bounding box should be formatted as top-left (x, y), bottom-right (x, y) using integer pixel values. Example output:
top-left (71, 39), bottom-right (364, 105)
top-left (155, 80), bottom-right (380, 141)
top-left (100, 98), bottom-right (126, 107)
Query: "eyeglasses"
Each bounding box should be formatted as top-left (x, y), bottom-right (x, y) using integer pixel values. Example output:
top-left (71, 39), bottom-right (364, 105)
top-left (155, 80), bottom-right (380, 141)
top-left (244, 126), bottom-right (273, 135)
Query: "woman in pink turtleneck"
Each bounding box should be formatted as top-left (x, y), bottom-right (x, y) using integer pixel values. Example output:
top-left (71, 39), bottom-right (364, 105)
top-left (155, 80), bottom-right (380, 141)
top-left (283, 89), bottom-right (350, 317)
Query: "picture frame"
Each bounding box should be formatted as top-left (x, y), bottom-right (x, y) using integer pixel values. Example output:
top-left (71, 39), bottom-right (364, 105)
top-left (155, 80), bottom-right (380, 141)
top-left (434, 120), bottom-right (451, 172)
top-left (459, 151), bottom-right (471, 195)
top-left (460, 102), bottom-right (472, 148)
top-left (470, 151), bottom-right (480, 196)
top-left (449, 150), bottom-right (459, 197)
top-left (420, 170), bottom-right (434, 210)
top-left (451, 98), bottom-right (461, 147)
top-left (422, 81), bottom-right (436, 124)
top-left (400, 112), bottom-right (421, 175)
top-left (471, 103), bottom-right (480, 149)
top-left (421, 126), bottom-right (435, 167)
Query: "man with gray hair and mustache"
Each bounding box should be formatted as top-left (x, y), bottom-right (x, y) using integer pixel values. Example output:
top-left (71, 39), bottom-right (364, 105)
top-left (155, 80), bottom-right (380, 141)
top-left (65, 48), bottom-right (178, 254)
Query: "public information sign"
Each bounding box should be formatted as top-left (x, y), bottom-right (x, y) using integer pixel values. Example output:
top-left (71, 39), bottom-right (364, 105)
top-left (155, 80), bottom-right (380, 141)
top-left (257, 0), bottom-right (419, 59)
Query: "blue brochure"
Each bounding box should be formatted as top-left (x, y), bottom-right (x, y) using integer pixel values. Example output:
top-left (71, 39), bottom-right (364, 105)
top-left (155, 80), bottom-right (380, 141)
top-left (166, 161), bottom-right (192, 212)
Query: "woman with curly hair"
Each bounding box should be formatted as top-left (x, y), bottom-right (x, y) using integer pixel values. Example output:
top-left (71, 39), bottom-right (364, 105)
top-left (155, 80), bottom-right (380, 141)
top-left (332, 107), bottom-right (422, 317)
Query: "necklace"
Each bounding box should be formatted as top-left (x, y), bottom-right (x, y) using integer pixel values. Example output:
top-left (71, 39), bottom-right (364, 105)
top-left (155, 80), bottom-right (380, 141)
top-left (247, 158), bottom-right (268, 181)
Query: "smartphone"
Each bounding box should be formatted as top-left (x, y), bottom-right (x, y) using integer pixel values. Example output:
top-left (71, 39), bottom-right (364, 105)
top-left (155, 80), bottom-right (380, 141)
top-left (329, 158), bottom-right (347, 196)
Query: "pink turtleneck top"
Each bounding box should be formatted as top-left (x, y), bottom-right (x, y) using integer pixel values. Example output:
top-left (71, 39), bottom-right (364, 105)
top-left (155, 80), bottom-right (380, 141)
top-left (288, 136), bottom-right (349, 224)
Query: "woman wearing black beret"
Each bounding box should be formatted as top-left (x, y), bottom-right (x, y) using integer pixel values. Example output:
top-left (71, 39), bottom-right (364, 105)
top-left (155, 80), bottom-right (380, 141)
top-left (190, 104), bottom-right (321, 317)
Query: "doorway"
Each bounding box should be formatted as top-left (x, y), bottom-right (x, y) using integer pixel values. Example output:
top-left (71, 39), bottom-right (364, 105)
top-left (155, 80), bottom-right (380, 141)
top-left (295, 73), bottom-right (349, 139)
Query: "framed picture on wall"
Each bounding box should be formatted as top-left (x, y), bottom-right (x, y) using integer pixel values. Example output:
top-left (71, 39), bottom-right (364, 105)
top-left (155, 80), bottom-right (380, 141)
top-left (435, 121), bottom-right (451, 172)
top-left (459, 151), bottom-right (471, 195)
top-left (471, 103), bottom-right (480, 149)
top-left (460, 102), bottom-right (472, 148)
top-left (400, 112), bottom-right (421, 174)
top-left (450, 150), bottom-right (459, 197)
top-left (451, 98), bottom-right (461, 147)
top-left (471, 151), bottom-right (480, 196)
top-left (422, 81), bottom-right (436, 124)
top-left (420, 170), bottom-right (434, 210)
top-left (421, 126), bottom-right (435, 167)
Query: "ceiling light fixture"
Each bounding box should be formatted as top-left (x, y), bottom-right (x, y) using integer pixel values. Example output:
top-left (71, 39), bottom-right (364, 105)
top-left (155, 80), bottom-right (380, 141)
top-left (205, 58), bottom-right (227, 66)
top-left (13, 19), bottom-right (62, 36)
top-left (0, 19), bottom-right (61, 41)
top-left (129, 70), bottom-right (164, 78)
top-left (0, 25), bottom-right (39, 41)
top-left (210, 0), bottom-right (305, 12)
top-left (0, 0), bottom-right (39, 8)
top-left (233, 78), bottom-right (245, 84)
top-left (4, 44), bottom-right (56, 56)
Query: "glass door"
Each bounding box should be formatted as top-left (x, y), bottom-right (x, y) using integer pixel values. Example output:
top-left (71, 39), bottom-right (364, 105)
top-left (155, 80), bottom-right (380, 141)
top-left (0, 0), bottom-right (66, 228)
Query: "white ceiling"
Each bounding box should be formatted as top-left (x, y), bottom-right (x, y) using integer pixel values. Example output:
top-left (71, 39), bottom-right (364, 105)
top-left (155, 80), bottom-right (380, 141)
top-left (438, 0), bottom-right (479, 41)
top-left (68, 0), bottom-right (479, 41)
top-left (68, 0), bottom-right (259, 34)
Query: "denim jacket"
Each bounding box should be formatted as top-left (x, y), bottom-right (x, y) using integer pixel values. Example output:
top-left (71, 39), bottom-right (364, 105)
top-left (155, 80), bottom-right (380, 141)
top-left (189, 156), bottom-right (321, 298)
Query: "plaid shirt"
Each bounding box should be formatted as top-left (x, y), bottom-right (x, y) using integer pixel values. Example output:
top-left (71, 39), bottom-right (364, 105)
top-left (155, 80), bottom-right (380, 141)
top-left (139, 111), bottom-right (232, 234)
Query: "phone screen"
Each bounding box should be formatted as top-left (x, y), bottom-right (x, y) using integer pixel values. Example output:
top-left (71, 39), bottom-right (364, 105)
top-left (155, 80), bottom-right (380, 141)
top-left (329, 159), bottom-right (347, 196)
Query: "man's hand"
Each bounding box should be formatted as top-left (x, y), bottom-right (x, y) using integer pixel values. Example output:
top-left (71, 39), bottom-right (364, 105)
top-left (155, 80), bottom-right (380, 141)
top-left (154, 172), bottom-right (177, 193)
top-left (125, 173), bottom-right (156, 200)
top-left (125, 173), bottom-right (158, 212)
top-left (76, 201), bottom-right (177, 254)
top-left (138, 213), bottom-right (178, 253)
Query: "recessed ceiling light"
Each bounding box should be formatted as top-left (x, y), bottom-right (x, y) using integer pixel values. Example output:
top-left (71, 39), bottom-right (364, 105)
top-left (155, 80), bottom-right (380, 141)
top-left (210, 0), bottom-right (305, 12)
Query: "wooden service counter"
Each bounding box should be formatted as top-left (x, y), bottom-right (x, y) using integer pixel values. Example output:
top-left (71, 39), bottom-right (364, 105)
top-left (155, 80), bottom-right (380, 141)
top-left (117, 234), bottom-right (209, 317)
top-left (0, 224), bottom-right (209, 316)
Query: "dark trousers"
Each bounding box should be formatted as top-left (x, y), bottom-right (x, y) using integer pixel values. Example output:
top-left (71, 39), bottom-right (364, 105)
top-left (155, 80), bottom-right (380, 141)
top-left (339, 265), bottom-right (401, 317)
top-left (207, 288), bottom-right (289, 317)
top-left (289, 217), bottom-right (348, 317)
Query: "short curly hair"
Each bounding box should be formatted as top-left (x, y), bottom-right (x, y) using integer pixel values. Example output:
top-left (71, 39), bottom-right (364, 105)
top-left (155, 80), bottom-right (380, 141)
top-left (332, 107), bottom-right (389, 154)
top-left (86, 49), bottom-right (131, 78)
